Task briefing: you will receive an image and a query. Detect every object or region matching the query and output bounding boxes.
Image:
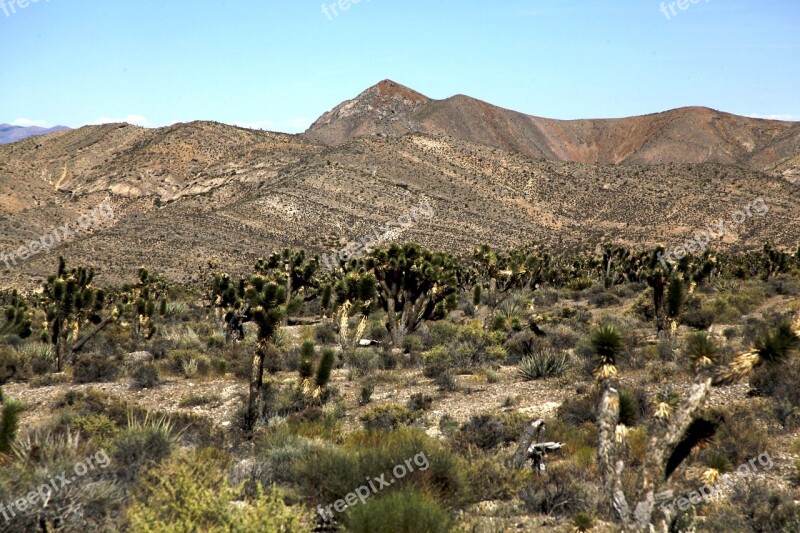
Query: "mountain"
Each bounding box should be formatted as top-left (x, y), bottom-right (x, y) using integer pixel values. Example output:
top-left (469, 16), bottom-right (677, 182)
top-left (0, 123), bottom-right (70, 144)
top-left (0, 82), bottom-right (798, 287)
top-left (305, 80), bottom-right (800, 181)
top-left (1, 118), bottom-right (799, 288)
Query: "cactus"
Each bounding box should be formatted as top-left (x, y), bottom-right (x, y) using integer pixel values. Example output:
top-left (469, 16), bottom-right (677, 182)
top-left (0, 290), bottom-right (32, 339)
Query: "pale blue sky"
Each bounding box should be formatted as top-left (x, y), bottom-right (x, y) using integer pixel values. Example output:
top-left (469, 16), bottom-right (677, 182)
top-left (0, 0), bottom-right (797, 133)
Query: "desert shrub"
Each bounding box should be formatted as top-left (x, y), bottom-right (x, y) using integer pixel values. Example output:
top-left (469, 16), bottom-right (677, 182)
top-left (112, 412), bottom-right (176, 481)
top-left (630, 289), bottom-right (656, 322)
top-left (681, 307), bottom-right (715, 330)
top-left (406, 393), bottom-right (433, 412)
top-left (314, 321), bottom-right (337, 344)
top-left (770, 274), bottom-right (800, 296)
top-left (520, 460), bottom-right (599, 516)
top-left (547, 324), bottom-right (581, 350)
top-left (556, 390), bottom-right (599, 426)
top-left (422, 327), bottom-right (505, 376)
top-left (435, 369), bottom-right (458, 392)
top-left (504, 329), bottom-right (548, 364)
top-left (15, 342), bottom-right (54, 375)
top-left (126, 449), bottom-right (308, 532)
top-left (451, 413), bottom-right (527, 452)
top-left (709, 405), bottom-right (771, 465)
top-left (359, 379), bottom-right (375, 406)
top-left (343, 348), bottom-right (381, 377)
top-left (294, 427), bottom-right (469, 509)
top-left (344, 488), bottom-right (451, 533)
top-left (131, 363), bottom-right (159, 389)
top-left (0, 432), bottom-right (123, 531)
top-left (361, 404), bottom-right (419, 431)
top-left (465, 454), bottom-right (528, 501)
top-left (420, 321), bottom-right (461, 350)
top-left (0, 346), bottom-right (28, 383)
top-left (72, 413), bottom-right (120, 448)
top-left (517, 348), bottom-right (571, 380)
top-left (73, 354), bottom-right (121, 384)
top-left (401, 333), bottom-right (425, 354)
top-left (708, 281), bottom-right (767, 323)
top-left (701, 478), bottom-right (800, 533)
top-left (567, 277), bottom-right (592, 291)
top-left (178, 394), bottom-right (221, 408)
top-left (588, 290), bottom-right (621, 308)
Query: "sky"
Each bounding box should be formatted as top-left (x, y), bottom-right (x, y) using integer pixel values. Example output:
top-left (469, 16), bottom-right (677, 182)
top-left (0, 0), bottom-right (798, 133)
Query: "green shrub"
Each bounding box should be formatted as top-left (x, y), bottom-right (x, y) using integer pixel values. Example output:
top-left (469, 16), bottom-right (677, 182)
top-left (344, 488), bottom-right (452, 533)
top-left (73, 354), bottom-right (121, 384)
top-left (113, 412), bottom-right (176, 481)
top-left (361, 404), bottom-right (419, 431)
top-left (518, 348), bottom-right (570, 380)
top-left (344, 348), bottom-right (381, 377)
top-left (0, 345), bottom-right (28, 384)
top-left (126, 449), bottom-right (309, 532)
top-left (131, 362), bottom-right (159, 389)
top-left (451, 413), bottom-right (527, 452)
top-left (295, 428), bottom-right (468, 509)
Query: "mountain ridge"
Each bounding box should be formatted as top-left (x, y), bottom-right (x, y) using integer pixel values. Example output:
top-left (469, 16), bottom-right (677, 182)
top-left (304, 80), bottom-right (800, 180)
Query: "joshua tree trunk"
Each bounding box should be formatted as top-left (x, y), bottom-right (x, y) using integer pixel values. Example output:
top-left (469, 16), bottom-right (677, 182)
top-left (246, 340), bottom-right (269, 430)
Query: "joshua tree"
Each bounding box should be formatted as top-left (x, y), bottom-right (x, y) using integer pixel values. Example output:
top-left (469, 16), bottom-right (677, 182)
top-left (473, 244), bottom-right (550, 314)
top-left (210, 273), bottom-right (248, 342)
top-left (256, 249), bottom-right (320, 323)
top-left (237, 271), bottom-right (287, 429)
top-left (325, 267), bottom-right (376, 348)
top-left (594, 315), bottom-right (800, 532)
top-left (40, 257), bottom-right (111, 371)
top-left (297, 340), bottom-right (335, 405)
top-left (117, 267), bottom-right (168, 342)
top-left (367, 243), bottom-right (459, 346)
top-left (0, 290), bottom-right (32, 339)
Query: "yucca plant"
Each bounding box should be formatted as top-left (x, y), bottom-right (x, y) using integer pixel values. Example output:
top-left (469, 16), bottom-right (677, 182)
top-left (517, 348), bottom-right (570, 380)
top-left (591, 324), bottom-right (624, 380)
top-left (571, 512), bottom-right (595, 532)
top-left (0, 393), bottom-right (21, 457)
top-left (685, 331), bottom-right (719, 370)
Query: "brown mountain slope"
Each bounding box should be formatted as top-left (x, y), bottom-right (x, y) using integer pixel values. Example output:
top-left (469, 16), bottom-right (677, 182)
top-left (1, 124), bottom-right (798, 289)
top-left (305, 80), bottom-right (800, 174)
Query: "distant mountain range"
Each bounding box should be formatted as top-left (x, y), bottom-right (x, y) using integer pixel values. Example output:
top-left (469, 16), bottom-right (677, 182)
top-left (0, 123), bottom-right (70, 144)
